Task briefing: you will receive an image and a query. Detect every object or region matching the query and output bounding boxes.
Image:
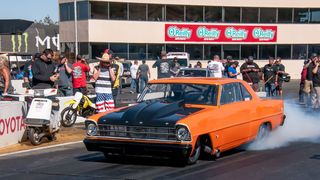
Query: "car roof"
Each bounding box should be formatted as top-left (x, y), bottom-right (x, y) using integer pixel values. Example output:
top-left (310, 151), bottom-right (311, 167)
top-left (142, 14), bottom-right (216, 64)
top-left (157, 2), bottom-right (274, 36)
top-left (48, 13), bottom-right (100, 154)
top-left (149, 77), bottom-right (244, 85)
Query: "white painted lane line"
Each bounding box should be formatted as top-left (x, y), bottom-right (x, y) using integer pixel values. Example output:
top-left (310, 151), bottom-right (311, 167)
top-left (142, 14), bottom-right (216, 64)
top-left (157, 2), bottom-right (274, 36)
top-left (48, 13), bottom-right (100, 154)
top-left (0, 141), bottom-right (83, 158)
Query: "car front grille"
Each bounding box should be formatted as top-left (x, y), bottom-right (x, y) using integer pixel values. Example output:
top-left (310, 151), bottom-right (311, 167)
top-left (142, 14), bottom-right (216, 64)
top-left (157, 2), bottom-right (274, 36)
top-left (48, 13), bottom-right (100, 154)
top-left (98, 124), bottom-right (177, 141)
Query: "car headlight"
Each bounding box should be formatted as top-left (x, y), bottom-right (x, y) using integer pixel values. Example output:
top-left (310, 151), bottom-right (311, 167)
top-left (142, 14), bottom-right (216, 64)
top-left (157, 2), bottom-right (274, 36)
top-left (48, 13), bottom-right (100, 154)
top-left (87, 123), bottom-right (97, 136)
top-left (176, 126), bottom-right (191, 141)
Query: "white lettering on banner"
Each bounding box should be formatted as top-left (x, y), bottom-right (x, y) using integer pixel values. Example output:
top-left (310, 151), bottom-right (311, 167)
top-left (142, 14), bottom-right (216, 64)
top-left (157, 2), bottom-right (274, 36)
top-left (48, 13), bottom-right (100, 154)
top-left (167, 26), bottom-right (192, 40)
top-left (35, 34), bottom-right (60, 51)
top-left (252, 28), bottom-right (275, 41)
top-left (0, 116), bottom-right (26, 136)
top-left (225, 27), bottom-right (248, 40)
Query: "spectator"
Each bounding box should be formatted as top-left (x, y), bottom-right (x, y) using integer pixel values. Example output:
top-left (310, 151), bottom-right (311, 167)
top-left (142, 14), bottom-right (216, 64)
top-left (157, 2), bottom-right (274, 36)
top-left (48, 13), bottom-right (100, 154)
top-left (137, 60), bottom-right (150, 93)
top-left (240, 56), bottom-right (260, 91)
top-left (32, 49), bottom-right (58, 89)
top-left (114, 57), bottom-right (124, 94)
top-left (262, 57), bottom-right (278, 97)
top-left (224, 56), bottom-right (233, 77)
top-left (170, 57), bottom-right (180, 77)
top-left (194, 61), bottom-right (202, 68)
top-left (110, 57), bottom-right (121, 104)
top-left (23, 53), bottom-right (41, 89)
top-left (0, 56), bottom-right (13, 96)
top-left (93, 53), bottom-right (115, 112)
top-left (152, 50), bottom-right (171, 79)
top-left (130, 60), bottom-right (139, 93)
top-left (274, 57), bottom-right (286, 96)
top-left (72, 55), bottom-right (90, 95)
top-left (57, 54), bottom-right (73, 96)
top-left (304, 53), bottom-right (317, 107)
top-left (300, 59), bottom-right (312, 104)
top-left (228, 61), bottom-right (240, 79)
top-left (312, 56), bottom-right (320, 109)
top-left (188, 64), bottom-right (192, 68)
top-left (207, 55), bottom-right (225, 78)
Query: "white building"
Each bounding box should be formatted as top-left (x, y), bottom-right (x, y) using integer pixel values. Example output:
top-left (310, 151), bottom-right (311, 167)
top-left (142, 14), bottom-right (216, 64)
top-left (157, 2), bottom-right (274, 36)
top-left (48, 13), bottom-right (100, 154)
top-left (58, 0), bottom-right (320, 78)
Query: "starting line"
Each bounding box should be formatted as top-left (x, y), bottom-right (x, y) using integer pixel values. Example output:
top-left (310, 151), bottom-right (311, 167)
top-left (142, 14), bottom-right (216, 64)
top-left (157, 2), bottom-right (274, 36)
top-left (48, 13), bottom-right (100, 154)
top-left (0, 141), bottom-right (83, 158)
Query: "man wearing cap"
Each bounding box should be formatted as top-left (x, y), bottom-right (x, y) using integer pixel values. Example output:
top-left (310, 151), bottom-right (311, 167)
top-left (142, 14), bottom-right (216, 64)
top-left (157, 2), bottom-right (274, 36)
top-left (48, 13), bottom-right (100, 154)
top-left (72, 55), bottom-right (90, 95)
top-left (94, 53), bottom-right (116, 112)
top-left (300, 58), bottom-right (313, 104)
top-left (240, 56), bottom-right (260, 91)
top-left (274, 57), bottom-right (286, 96)
top-left (57, 54), bottom-right (73, 96)
top-left (23, 53), bottom-right (40, 89)
top-left (224, 56), bottom-right (233, 77)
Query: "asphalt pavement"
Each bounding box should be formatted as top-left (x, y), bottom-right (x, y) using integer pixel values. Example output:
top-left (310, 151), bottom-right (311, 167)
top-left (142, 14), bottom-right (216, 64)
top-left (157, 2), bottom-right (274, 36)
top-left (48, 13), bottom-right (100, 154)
top-left (0, 79), bottom-right (320, 180)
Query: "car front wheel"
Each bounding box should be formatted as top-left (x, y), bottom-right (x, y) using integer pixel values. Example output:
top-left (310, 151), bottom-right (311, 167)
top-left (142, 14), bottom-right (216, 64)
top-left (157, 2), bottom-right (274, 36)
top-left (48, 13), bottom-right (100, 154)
top-left (187, 139), bottom-right (201, 164)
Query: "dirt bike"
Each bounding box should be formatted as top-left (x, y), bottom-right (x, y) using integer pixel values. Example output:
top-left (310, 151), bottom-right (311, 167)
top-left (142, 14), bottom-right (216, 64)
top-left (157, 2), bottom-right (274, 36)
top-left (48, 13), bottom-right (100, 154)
top-left (60, 92), bottom-right (96, 127)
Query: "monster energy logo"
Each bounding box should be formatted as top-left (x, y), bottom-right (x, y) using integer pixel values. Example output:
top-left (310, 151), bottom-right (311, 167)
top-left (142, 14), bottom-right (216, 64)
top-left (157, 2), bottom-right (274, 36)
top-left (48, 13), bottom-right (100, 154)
top-left (11, 33), bottom-right (29, 53)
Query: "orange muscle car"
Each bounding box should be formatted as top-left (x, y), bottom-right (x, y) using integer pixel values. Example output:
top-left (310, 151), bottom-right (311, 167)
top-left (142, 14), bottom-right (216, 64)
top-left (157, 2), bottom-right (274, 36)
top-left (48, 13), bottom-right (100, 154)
top-left (83, 78), bottom-right (285, 165)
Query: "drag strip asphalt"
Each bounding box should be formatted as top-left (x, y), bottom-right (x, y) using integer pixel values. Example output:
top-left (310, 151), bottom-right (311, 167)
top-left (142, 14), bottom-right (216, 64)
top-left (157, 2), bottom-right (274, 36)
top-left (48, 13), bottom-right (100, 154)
top-left (0, 140), bottom-right (319, 180)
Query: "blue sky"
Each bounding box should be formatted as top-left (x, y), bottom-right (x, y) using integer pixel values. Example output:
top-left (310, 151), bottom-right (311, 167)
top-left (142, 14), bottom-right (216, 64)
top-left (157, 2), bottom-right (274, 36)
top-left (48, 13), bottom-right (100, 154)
top-left (0, 0), bottom-right (58, 22)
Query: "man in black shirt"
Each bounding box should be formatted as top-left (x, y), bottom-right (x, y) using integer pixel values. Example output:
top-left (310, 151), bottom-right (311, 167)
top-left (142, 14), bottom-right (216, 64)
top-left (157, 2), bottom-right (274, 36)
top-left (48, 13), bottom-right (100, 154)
top-left (312, 56), bottom-right (320, 109)
top-left (262, 57), bottom-right (278, 97)
top-left (240, 56), bottom-right (260, 92)
top-left (274, 57), bottom-right (286, 96)
top-left (32, 49), bottom-right (59, 89)
top-left (152, 51), bottom-right (171, 79)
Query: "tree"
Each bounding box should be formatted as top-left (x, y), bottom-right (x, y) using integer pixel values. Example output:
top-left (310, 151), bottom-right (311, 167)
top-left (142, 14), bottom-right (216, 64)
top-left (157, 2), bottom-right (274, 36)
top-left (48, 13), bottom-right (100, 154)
top-left (34, 15), bottom-right (58, 26)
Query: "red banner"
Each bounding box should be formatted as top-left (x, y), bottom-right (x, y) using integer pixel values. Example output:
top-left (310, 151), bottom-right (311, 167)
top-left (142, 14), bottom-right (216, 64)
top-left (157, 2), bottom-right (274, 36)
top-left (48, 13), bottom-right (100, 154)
top-left (165, 24), bottom-right (277, 42)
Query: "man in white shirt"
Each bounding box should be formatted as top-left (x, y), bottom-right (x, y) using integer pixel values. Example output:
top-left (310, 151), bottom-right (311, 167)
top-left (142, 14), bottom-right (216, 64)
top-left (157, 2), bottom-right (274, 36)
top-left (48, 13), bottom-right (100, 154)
top-left (207, 55), bottom-right (225, 78)
top-left (130, 60), bottom-right (139, 93)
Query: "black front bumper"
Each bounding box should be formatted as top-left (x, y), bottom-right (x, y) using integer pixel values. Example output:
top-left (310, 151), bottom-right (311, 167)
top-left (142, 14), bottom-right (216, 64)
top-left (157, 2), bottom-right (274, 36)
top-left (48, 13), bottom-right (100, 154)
top-left (83, 138), bottom-right (192, 158)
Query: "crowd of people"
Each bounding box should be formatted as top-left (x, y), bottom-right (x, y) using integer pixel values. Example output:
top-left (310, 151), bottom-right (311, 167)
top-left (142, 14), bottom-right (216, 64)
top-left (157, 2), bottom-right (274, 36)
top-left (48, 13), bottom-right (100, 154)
top-left (7, 48), bottom-right (320, 112)
top-left (299, 53), bottom-right (320, 110)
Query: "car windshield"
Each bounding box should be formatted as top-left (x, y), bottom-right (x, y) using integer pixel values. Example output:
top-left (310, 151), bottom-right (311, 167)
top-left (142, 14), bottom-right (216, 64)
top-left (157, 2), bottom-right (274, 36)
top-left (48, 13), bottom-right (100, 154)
top-left (178, 69), bottom-right (208, 77)
top-left (138, 83), bottom-right (218, 105)
top-left (167, 58), bottom-right (188, 67)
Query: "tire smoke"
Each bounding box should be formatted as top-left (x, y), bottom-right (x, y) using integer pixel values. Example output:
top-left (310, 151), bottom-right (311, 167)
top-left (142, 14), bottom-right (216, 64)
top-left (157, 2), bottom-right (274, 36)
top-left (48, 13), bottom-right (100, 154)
top-left (247, 103), bottom-right (320, 150)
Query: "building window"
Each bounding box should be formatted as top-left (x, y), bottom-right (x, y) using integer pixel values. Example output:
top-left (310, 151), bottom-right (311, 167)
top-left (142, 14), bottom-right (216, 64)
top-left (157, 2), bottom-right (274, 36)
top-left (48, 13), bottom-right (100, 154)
top-left (185, 44), bottom-right (203, 60)
top-left (224, 7), bottom-right (240, 23)
top-left (147, 4), bottom-right (164, 21)
top-left (109, 2), bottom-right (127, 20)
top-left (204, 6), bottom-right (222, 22)
top-left (166, 44), bottom-right (184, 52)
top-left (260, 8), bottom-right (276, 23)
top-left (310, 9), bottom-right (320, 23)
top-left (60, 3), bottom-right (74, 21)
top-left (294, 8), bottom-right (309, 23)
top-left (277, 45), bottom-right (291, 59)
top-left (90, 1), bottom-right (108, 19)
top-left (79, 42), bottom-right (89, 56)
top-left (147, 44), bottom-right (165, 60)
top-left (110, 43), bottom-right (128, 59)
top-left (241, 45), bottom-right (258, 59)
top-left (259, 45), bottom-right (275, 59)
top-left (223, 45), bottom-right (240, 59)
top-left (278, 8), bottom-right (293, 23)
top-left (129, 44), bottom-right (146, 60)
top-left (241, 8), bottom-right (258, 23)
top-left (166, 5), bottom-right (184, 21)
top-left (204, 45), bottom-right (221, 60)
top-left (77, 1), bottom-right (89, 20)
top-left (292, 44), bottom-right (307, 59)
top-left (129, 3), bottom-right (146, 21)
top-left (91, 43), bottom-right (109, 60)
top-left (186, 6), bottom-right (203, 22)
top-left (308, 44), bottom-right (320, 56)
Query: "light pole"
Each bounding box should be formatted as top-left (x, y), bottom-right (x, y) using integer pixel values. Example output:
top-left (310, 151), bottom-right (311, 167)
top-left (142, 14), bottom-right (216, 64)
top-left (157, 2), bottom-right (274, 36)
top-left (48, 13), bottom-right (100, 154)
top-left (74, 0), bottom-right (78, 55)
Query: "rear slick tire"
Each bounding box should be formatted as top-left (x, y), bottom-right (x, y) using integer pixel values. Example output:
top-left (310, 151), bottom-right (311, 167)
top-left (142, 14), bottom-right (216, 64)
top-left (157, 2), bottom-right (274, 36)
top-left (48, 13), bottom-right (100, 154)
top-left (256, 123), bottom-right (271, 141)
top-left (60, 107), bottom-right (78, 127)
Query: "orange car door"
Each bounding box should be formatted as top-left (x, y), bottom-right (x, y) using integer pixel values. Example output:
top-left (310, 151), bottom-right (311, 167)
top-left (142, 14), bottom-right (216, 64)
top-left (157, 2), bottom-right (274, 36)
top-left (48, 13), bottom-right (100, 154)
top-left (212, 83), bottom-right (252, 151)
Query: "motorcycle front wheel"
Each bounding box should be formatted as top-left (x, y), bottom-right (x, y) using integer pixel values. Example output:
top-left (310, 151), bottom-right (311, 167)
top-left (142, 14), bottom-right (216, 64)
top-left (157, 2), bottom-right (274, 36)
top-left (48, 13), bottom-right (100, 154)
top-left (60, 107), bottom-right (78, 127)
top-left (28, 128), bottom-right (42, 146)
